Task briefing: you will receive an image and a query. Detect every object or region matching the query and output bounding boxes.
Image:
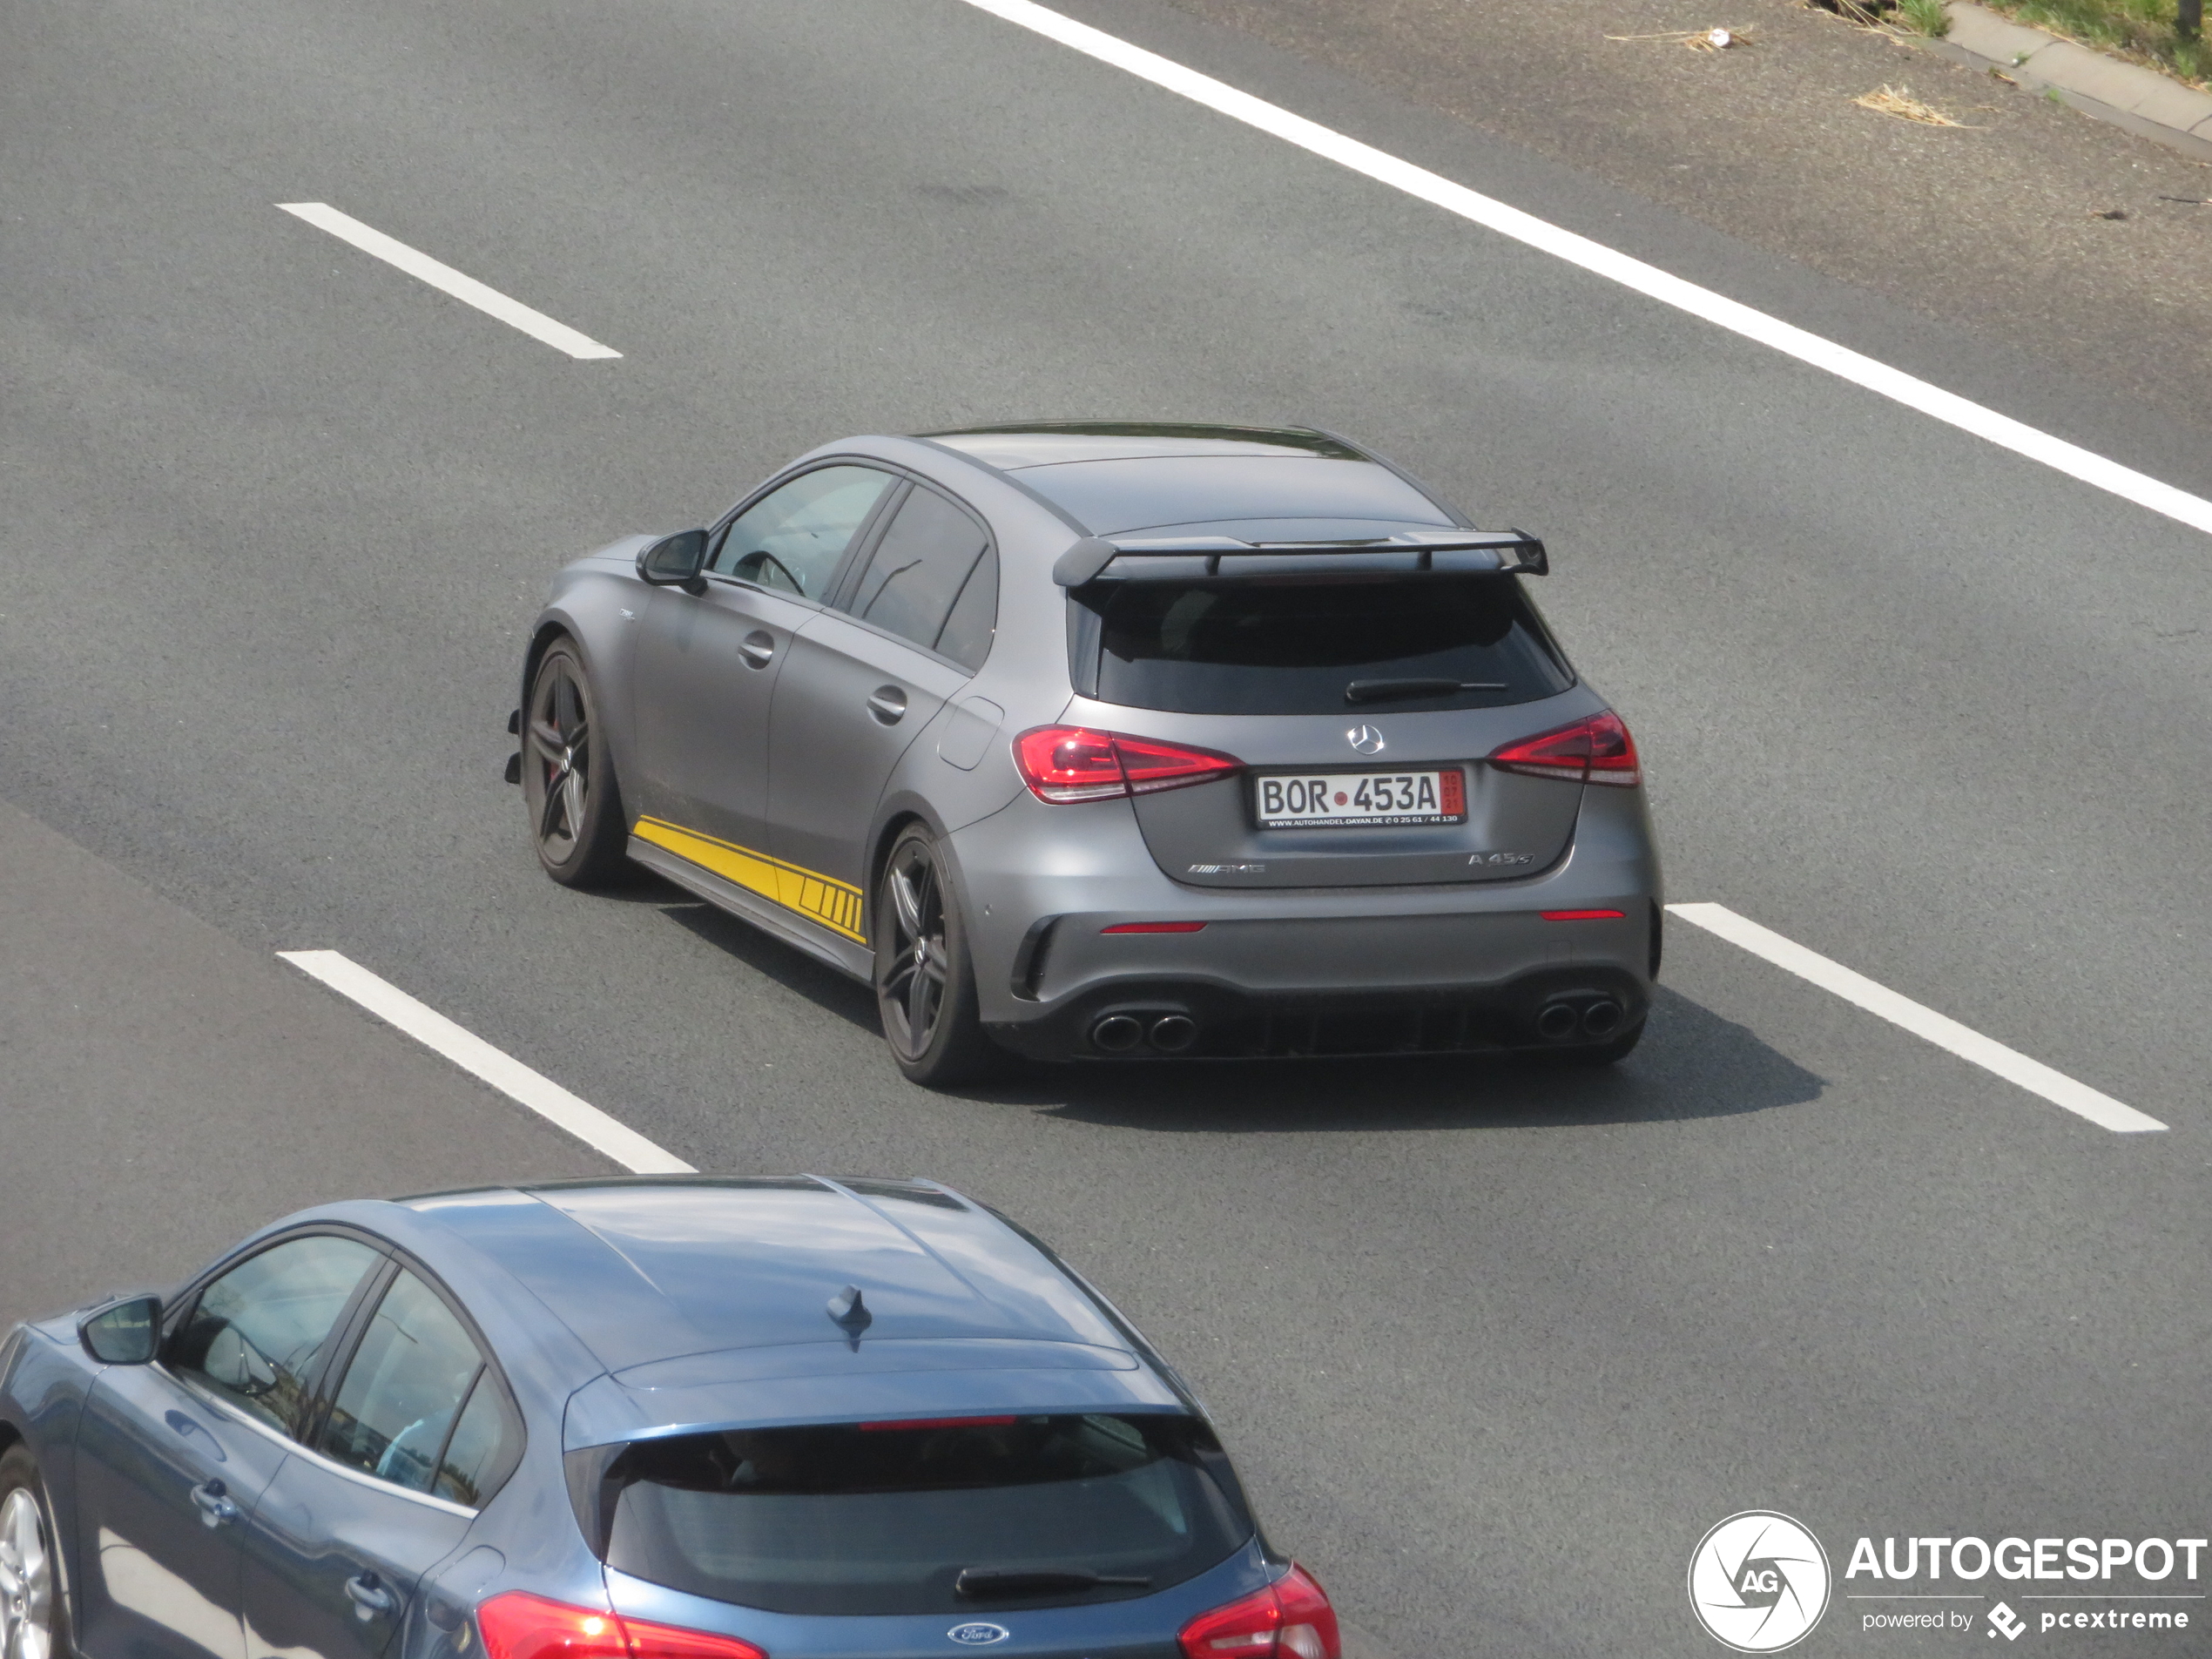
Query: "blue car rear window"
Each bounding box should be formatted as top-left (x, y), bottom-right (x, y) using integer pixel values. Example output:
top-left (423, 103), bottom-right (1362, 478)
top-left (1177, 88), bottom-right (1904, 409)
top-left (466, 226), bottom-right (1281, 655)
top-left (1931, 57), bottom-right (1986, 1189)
top-left (600, 1413), bottom-right (1249, 1615)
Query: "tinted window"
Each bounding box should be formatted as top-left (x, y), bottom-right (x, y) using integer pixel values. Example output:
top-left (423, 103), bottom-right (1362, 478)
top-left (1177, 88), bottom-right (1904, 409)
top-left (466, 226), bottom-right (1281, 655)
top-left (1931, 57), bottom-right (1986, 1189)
top-left (934, 550), bottom-right (997, 672)
top-left (602, 1413), bottom-right (1248, 1616)
top-left (711, 466), bottom-right (896, 597)
top-left (1086, 577), bottom-right (1571, 715)
top-left (319, 1271), bottom-right (482, 1494)
top-left (431, 1373), bottom-right (517, 1507)
top-left (172, 1236), bottom-right (380, 1433)
top-left (844, 486), bottom-right (994, 665)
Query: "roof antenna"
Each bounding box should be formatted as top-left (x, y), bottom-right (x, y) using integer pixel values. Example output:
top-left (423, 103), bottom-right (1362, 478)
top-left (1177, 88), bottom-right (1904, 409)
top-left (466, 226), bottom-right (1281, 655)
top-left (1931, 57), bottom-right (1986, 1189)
top-left (827, 1285), bottom-right (873, 1347)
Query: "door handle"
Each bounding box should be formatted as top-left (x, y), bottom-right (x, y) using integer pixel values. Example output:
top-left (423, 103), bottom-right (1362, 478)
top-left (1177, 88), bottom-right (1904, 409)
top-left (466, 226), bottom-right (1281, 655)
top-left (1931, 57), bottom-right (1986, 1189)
top-left (190, 1480), bottom-right (238, 1527)
top-left (866, 685), bottom-right (907, 725)
top-left (345, 1575), bottom-right (395, 1621)
top-left (738, 631), bottom-right (776, 670)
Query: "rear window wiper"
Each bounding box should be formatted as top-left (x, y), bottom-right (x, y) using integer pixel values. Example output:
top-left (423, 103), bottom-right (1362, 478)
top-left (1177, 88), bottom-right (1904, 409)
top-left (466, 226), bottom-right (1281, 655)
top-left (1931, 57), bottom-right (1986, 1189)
top-left (1345, 678), bottom-right (1507, 704)
top-left (954, 1568), bottom-right (1153, 1598)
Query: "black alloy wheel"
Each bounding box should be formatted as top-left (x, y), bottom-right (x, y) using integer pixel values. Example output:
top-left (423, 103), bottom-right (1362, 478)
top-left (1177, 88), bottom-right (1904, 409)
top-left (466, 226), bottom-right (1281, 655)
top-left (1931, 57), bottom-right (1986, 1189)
top-left (874, 826), bottom-right (997, 1085)
top-left (523, 639), bottom-right (629, 887)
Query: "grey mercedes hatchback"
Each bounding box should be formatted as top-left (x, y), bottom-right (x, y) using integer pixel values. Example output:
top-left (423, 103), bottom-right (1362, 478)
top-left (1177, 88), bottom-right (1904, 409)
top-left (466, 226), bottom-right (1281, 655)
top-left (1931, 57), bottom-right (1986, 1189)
top-left (513, 422), bottom-right (1662, 1083)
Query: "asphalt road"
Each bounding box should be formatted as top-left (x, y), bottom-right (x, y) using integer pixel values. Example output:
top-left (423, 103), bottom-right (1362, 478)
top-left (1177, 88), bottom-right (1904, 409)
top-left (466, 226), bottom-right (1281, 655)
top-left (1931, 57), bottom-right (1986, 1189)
top-left (4, 1), bottom-right (2209, 1655)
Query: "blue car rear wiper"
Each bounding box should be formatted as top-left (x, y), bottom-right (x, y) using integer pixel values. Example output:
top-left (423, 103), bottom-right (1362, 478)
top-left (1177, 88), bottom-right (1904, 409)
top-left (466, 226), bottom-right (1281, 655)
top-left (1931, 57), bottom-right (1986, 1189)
top-left (954, 1568), bottom-right (1153, 1597)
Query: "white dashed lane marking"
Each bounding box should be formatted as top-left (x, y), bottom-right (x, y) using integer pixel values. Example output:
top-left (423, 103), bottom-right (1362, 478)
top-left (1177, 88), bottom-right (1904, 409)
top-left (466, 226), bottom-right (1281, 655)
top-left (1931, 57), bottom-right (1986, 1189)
top-left (1669, 903), bottom-right (2165, 1133)
top-left (279, 949), bottom-right (691, 1171)
top-left (276, 203), bottom-right (621, 360)
top-left (958, 0), bottom-right (2212, 541)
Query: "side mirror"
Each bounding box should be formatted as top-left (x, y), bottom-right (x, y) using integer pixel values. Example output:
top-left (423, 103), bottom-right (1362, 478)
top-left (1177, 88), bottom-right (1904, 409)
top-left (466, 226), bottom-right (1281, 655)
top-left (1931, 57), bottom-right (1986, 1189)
top-left (637, 529), bottom-right (709, 593)
top-left (79, 1294), bottom-right (162, 1366)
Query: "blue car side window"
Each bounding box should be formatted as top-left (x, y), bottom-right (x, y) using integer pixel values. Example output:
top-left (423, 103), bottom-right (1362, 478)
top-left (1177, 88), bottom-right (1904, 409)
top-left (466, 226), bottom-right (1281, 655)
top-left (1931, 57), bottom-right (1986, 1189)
top-left (318, 1271), bottom-right (485, 1496)
top-left (172, 1235), bottom-right (381, 1435)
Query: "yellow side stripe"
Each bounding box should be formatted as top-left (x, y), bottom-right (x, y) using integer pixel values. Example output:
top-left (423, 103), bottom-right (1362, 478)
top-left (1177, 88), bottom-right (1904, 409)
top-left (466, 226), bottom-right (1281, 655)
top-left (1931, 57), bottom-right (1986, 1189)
top-left (632, 817), bottom-right (867, 944)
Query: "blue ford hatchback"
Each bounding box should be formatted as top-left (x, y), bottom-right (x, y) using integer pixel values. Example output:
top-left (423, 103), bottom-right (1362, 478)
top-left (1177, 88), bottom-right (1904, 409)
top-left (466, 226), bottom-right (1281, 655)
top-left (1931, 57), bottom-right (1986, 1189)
top-left (0, 1178), bottom-right (1338, 1659)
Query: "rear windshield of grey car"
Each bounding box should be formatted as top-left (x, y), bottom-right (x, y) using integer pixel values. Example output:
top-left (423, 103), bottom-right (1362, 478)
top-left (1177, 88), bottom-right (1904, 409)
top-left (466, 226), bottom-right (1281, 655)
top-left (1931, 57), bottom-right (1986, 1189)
top-left (598, 1413), bottom-right (1250, 1615)
top-left (1079, 575), bottom-right (1573, 715)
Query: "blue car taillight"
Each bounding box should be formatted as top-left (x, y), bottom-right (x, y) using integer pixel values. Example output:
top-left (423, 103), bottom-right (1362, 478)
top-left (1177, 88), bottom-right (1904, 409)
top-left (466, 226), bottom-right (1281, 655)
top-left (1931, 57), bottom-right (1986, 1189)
top-left (1178, 1565), bottom-right (1340, 1659)
top-left (477, 1593), bottom-right (766, 1659)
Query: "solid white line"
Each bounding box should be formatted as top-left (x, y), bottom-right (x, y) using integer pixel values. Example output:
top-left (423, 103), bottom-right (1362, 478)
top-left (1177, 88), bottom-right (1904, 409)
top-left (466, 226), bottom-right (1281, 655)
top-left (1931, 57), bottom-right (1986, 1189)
top-left (1667, 904), bottom-right (2166, 1133)
top-left (954, 0), bottom-right (2212, 540)
top-left (278, 949), bottom-right (694, 1172)
top-left (276, 203), bottom-right (621, 361)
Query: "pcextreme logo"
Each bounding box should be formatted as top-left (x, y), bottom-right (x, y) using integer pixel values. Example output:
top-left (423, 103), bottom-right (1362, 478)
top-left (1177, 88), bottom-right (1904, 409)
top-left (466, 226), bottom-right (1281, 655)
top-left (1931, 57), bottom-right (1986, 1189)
top-left (1689, 1512), bottom-right (1833, 1652)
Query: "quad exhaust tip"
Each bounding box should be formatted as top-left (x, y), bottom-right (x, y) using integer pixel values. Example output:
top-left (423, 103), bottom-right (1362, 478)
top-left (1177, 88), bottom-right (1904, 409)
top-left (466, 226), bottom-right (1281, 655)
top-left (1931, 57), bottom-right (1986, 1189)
top-left (1090, 1014), bottom-right (1145, 1053)
top-left (1536, 997), bottom-right (1625, 1042)
top-left (1149, 1014), bottom-right (1198, 1054)
top-left (1089, 1012), bottom-right (1201, 1054)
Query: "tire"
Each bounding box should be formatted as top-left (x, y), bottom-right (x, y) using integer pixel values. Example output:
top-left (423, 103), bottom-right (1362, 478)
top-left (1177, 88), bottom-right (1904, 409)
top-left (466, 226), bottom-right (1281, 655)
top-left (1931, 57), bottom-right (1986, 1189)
top-left (1554, 1018), bottom-right (1646, 1066)
top-left (522, 638), bottom-right (630, 888)
top-left (1, 1444), bottom-right (69, 1659)
top-left (873, 826), bottom-right (999, 1087)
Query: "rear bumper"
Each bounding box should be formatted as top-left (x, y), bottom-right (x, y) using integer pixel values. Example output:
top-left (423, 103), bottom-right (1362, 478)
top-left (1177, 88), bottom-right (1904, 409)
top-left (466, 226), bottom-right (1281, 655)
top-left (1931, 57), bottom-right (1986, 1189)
top-left (984, 958), bottom-right (1649, 1061)
top-left (949, 785), bottom-right (1661, 1061)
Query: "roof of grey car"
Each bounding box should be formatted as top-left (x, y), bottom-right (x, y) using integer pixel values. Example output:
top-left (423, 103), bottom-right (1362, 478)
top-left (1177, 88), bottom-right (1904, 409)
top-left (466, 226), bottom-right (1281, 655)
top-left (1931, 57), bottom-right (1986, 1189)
top-left (389, 1175), bottom-right (1131, 1373)
top-left (922, 421), bottom-right (1461, 537)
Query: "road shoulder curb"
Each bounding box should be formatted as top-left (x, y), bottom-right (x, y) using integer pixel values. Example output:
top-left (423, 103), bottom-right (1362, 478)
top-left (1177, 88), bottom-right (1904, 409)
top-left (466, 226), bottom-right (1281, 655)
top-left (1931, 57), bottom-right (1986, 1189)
top-left (1921, 0), bottom-right (2212, 164)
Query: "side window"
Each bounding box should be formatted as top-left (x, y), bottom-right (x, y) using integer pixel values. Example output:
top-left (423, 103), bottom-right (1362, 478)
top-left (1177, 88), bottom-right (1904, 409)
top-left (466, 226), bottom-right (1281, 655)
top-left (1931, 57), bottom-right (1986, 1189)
top-left (318, 1271), bottom-right (486, 1495)
top-left (171, 1236), bottom-right (381, 1434)
top-left (709, 465), bottom-right (897, 596)
top-left (432, 1372), bottom-right (522, 1507)
top-left (843, 485), bottom-right (995, 667)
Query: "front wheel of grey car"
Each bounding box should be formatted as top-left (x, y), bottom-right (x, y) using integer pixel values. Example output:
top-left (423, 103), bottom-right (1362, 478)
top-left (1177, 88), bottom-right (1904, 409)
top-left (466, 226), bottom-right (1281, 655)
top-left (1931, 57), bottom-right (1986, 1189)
top-left (0, 1446), bottom-right (68, 1659)
top-left (875, 826), bottom-right (999, 1087)
top-left (523, 638), bottom-right (630, 888)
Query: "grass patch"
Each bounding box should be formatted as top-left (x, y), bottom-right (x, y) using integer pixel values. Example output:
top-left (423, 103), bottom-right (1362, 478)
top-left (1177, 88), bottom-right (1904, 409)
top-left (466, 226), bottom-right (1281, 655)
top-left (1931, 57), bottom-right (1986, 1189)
top-left (1898, 0), bottom-right (1952, 33)
top-left (1856, 82), bottom-right (1978, 118)
top-left (1973, 0), bottom-right (2211, 87)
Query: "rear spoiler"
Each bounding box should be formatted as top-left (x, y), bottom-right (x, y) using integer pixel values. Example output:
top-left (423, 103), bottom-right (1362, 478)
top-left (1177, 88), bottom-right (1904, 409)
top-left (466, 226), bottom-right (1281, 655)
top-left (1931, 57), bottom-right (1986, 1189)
top-left (1051, 528), bottom-right (1548, 586)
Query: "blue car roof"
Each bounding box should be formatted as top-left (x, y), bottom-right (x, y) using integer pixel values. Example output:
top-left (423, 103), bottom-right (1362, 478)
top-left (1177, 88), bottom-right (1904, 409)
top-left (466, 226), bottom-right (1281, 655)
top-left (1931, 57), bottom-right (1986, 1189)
top-left (374, 1177), bottom-right (1188, 1447)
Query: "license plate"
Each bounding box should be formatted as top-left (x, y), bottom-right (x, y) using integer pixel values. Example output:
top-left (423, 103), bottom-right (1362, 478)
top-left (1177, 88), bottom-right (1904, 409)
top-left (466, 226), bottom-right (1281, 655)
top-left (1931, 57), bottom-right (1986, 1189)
top-left (1255, 768), bottom-right (1466, 828)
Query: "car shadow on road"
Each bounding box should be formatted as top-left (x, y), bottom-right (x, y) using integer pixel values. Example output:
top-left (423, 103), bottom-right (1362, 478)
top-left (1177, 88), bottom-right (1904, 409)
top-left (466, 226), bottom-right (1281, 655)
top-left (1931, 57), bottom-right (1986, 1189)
top-left (650, 886), bottom-right (881, 1028)
top-left (971, 985), bottom-right (1825, 1131)
top-left (640, 880), bottom-right (1822, 1129)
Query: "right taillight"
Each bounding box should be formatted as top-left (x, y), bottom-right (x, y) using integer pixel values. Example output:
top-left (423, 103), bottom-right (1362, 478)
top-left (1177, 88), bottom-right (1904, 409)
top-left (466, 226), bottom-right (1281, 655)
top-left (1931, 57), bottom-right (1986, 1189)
top-left (476, 1595), bottom-right (765, 1659)
top-left (1014, 725), bottom-right (1244, 804)
top-left (1487, 710), bottom-right (1640, 787)
top-left (1179, 1566), bottom-right (1341, 1659)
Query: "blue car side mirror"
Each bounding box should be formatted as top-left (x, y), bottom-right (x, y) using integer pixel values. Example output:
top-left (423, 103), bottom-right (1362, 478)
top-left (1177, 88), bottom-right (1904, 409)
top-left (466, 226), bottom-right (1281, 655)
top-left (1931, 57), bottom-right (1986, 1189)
top-left (79, 1294), bottom-right (162, 1366)
top-left (637, 529), bottom-right (709, 593)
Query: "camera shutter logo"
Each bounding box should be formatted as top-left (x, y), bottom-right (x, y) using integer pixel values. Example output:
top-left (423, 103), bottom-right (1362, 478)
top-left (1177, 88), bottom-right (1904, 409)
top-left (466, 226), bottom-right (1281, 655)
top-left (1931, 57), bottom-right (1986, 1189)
top-left (1688, 1512), bottom-right (1831, 1652)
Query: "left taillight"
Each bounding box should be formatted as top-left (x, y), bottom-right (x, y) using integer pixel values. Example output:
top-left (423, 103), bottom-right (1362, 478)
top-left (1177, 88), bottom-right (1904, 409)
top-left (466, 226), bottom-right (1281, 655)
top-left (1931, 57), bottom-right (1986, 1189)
top-left (1179, 1565), bottom-right (1341, 1659)
top-left (1487, 709), bottom-right (1640, 788)
top-left (1014, 725), bottom-right (1243, 805)
top-left (476, 1595), bottom-right (765, 1659)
